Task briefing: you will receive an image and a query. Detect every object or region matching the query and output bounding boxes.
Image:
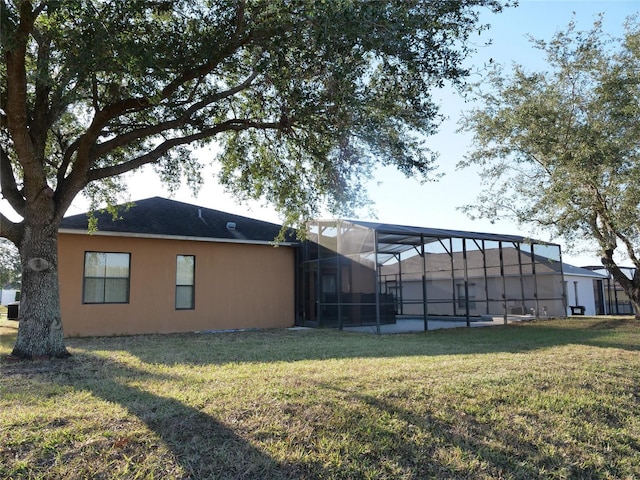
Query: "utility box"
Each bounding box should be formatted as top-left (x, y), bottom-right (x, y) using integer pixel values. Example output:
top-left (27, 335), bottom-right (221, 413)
top-left (570, 305), bottom-right (585, 315)
top-left (7, 301), bottom-right (19, 320)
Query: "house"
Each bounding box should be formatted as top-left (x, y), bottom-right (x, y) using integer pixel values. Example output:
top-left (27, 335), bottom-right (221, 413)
top-left (561, 263), bottom-right (608, 316)
top-left (60, 199), bottom-right (606, 338)
top-left (582, 265), bottom-right (636, 315)
top-left (1, 288), bottom-right (19, 306)
top-left (58, 197), bottom-right (297, 337)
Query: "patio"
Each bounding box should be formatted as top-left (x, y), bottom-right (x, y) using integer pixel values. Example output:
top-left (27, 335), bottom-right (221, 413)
top-left (342, 315), bottom-right (536, 334)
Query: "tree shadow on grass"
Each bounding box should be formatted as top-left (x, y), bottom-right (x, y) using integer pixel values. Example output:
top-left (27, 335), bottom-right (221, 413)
top-left (311, 381), bottom-right (627, 479)
top-left (62, 318), bottom-right (640, 368)
top-left (0, 354), bottom-right (315, 480)
top-left (2, 318), bottom-right (639, 479)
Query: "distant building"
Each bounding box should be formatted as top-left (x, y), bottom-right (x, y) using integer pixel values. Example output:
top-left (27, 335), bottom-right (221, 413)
top-left (582, 266), bottom-right (636, 315)
top-left (1, 288), bottom-right (19, 306)
top-left (561, 264), bottom-right (608, 316)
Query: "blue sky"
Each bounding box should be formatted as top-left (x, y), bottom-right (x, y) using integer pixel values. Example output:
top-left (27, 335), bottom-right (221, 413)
top-left (5, 0), bottom-right (638, 266)
top-left (357, 0), bottom-right (640, 267)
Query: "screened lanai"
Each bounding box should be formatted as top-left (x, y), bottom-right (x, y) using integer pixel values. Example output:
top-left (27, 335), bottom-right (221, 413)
top-left (300, 220), bottom-right (567, 332)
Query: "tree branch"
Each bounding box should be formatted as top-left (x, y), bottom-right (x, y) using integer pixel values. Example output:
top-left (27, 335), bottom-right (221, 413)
top-left (614, 229), bottom-right (640, 268)
top-left (86, 118), bottom-right (281, 182)
top-left (587, 184), bottom-right (640, 267)
top-left (0, 212), bottom-right (23, 245)
top-left (600, 247), bottom-right (637, 296)
top-left (32, 2), bottom-right (47, 17)
top-left (5, 1), bottom-right (52, 201)
top-left (66, 38), bottom-right (255, 192)
top-left (56, 134), bottom-right (78, 186)
top-left (0, 146), bottom-right (26, 217)
top-left (29, 30), bottom-right (52, 157)
top-left (93, 71), bottom-right (260, 158)
top-left (5, 2), bottom-right (35, 164)
top-left (159, 18), bottom-right (250, 101)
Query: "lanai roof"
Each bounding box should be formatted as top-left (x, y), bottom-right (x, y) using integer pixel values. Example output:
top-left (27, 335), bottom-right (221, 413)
top-left (59, 197), bottom-right (295, 245)
top-left (561, 263), bottom-right (608, 278)
top-left (348, 219), bottom-right (539, 244)
top-left (325, 219), bottom-right (560, 262)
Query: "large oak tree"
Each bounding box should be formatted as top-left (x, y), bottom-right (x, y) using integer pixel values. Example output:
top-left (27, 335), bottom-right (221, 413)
top-left (1, 0), bottom-right (510, 357)
top-left (460, 16), bottom-right (640, 317)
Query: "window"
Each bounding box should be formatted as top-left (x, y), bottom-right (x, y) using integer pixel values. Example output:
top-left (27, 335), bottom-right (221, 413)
top-left (83, 252), bottom-right (130, 304)
top-left (176, 255), bottom-right (195, 309)
top-left (457, 283), bottom-right (476, 309)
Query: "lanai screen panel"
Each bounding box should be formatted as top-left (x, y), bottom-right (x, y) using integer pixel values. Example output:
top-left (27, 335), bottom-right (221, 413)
top-left (302, 220), bottom-right (394, 327)
top-left (532, 243), bottom-right (565, 316)
top-left (462, 240), bottom-right (491, 315)
top-left (302, 220), bottom-right (567, 329)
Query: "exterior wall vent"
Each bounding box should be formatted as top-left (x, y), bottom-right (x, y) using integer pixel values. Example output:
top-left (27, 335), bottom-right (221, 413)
top-left (226, 222), bottom-right (237, 230)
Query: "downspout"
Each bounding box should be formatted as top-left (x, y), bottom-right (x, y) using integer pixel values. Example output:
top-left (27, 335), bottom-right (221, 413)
top-left (337, 223), bottom-right (342, 330)
top-left (559, 248), bottom-right (567, 317)
top-left (499, 241), bottom-right (508, 325)
top-left (531, 243), bottom-right (540, 318)
top-left (422, 233), bottom-right (428, 332)
top-left (295, 242), bottom-right (301, 326)
top-left (463, 238), bottom-right (470, 327)
top-left (374, 229), bottom-right (381, 334)
top-left (516, 243), bottom-right (526, 314)
top-left (397, 253), bottom-right (403, 316)
top-left (316, 222), bottom-right (323, 327)
top-left (449, 238), bottom-right (456, 316)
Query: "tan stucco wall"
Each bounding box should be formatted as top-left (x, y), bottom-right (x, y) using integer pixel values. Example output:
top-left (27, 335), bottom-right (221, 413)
top-left (58, 233), bottom-right (295, 337)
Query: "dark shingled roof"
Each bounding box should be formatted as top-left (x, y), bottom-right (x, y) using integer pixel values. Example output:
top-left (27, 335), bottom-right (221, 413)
top-left (59, 197), bottom-right (296, 244)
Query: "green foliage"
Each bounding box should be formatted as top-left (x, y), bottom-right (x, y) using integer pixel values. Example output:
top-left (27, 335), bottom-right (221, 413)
top-left (459, 15), bottom-right (640, 311)
top-left (0, 239), bottom-right (20, 288)
top-left (1, 0), bottom-right (512, 230)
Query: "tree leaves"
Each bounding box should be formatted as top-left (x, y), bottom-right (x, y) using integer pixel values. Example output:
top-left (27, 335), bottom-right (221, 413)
top-left (460, 15), bottom-right (640, 311)
top-left (2, 0), bottom-right (511, 230)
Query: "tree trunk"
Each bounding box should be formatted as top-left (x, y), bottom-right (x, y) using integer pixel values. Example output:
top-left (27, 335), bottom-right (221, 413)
top-left (612, 272), bottom-right (640, 319)
top-left (11, 221), bottom-right (69, 359)
top-left (600, 249), bottom-right (640, 320)
top-left (629, 289), bottom-right (640, 321)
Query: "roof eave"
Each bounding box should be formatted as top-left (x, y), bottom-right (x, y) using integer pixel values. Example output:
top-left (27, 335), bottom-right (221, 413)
top-left (58, 228), bottom-right (299, 247)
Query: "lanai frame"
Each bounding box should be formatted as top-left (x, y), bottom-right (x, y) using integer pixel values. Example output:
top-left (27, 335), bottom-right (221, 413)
top-left (301, 220), bottom-right (567, 333)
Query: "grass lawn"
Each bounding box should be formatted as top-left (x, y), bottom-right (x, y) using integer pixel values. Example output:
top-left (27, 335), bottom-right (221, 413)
top-left (1, 317), bottom-right (639, 479)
